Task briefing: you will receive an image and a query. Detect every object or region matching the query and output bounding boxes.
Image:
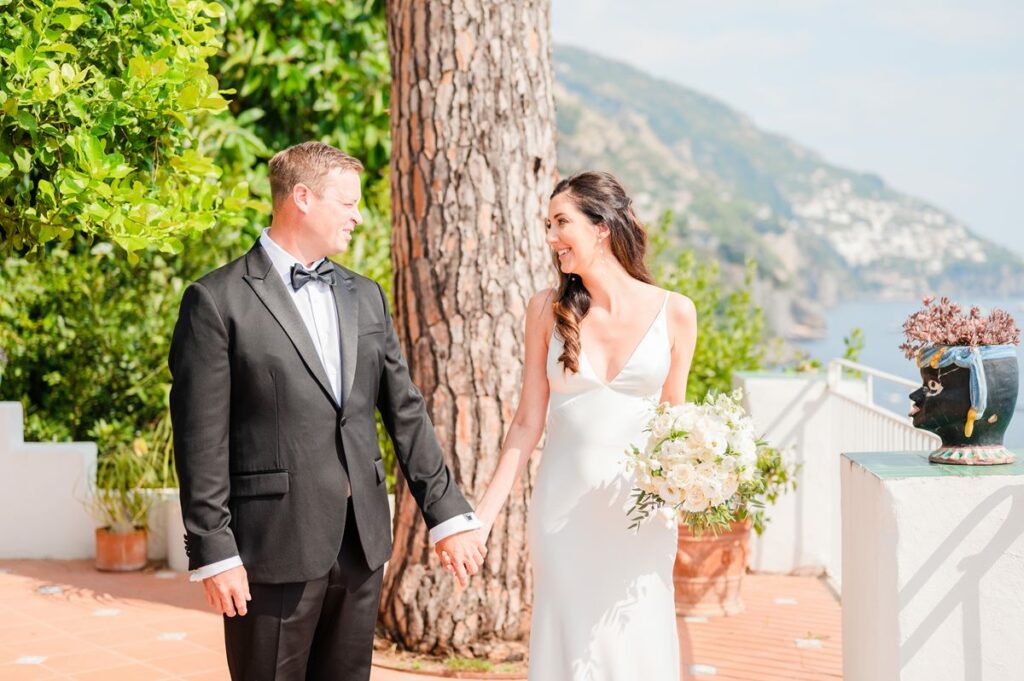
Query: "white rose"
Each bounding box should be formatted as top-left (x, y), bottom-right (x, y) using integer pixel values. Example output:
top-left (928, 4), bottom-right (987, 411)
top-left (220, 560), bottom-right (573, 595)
top-left (650, 412), bottom-right (678, 440)
top-left (695, 461), bottom-right (717, 480)
top-left (722, 471), bottom-right (740, 498)
top-left (701, 478), bottom-right (723, 507)
top-left (671, 462), bottom-right (696, 488)
top-left (661, 485), bottom-right (683, 505)
top-left (682, 484), bottom-right (708, 513)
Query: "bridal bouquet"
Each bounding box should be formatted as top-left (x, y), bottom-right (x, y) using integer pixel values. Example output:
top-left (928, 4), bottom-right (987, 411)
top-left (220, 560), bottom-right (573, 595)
top-left (624, 389), bottom-right (795, 535)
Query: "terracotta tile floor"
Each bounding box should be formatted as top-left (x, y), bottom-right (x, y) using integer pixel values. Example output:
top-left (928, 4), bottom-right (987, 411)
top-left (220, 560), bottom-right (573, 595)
top-left (0, 560), bottom-right (841, 680)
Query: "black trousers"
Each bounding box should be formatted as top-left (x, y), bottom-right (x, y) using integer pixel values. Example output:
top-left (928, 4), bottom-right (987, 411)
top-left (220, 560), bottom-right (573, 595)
top-left (224, 503), bottom-right (384, 681)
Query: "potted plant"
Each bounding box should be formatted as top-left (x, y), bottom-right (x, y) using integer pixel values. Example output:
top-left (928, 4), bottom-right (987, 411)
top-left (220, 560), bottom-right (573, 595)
top-left (625, 390), bottom-right (799, 616)
top-left (90, 439), bottom-right (158, 571)
top-left (900, 296), bottom-right (1020, 465)
top-left (141, 408), bottom-right (189, 571)
top-left (673, 442), bottom-right (797, 616)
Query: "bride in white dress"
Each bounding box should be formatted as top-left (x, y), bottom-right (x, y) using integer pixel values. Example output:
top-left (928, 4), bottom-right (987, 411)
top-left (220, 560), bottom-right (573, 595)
top-left (470, 171), bottom-right (698, 680)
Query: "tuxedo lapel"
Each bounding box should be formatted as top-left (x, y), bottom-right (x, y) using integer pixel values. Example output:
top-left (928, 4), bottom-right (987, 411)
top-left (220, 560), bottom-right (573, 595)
top-left (243, 243), bottom-right (338, 407)
top-left (331, 264), bottom-right (359, 411)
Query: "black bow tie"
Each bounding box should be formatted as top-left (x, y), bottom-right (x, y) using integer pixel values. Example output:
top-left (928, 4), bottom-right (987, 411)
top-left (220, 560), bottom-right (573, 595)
top-left (290, 260), bottom-right (336, 291)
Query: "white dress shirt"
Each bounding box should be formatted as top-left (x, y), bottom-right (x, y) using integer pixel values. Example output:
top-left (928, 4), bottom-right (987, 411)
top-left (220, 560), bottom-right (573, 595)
top-left (190, 229), bottom-right (480, 581)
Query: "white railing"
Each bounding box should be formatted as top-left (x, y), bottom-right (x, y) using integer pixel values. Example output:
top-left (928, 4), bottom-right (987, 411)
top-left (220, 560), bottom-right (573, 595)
top-left (826, 358), bottom-right (941, 453)
top-left (738, 361), bottom-right (940, 587)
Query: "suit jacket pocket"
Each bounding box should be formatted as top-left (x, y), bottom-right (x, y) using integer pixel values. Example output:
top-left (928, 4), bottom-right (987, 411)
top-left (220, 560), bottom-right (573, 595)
top-left (230, 470), bottom-right (289, 498)
top-left (373, 459), bottom-right (386, 484)
top-left (359, 322), bottom-right (385, 336)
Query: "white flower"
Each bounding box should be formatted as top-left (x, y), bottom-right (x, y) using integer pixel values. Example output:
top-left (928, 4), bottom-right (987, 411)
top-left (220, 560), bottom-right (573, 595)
top-left (670, 462), bottom-right (696, 488)
top-left (722, 471), bottom-right (740, 498)
top-left (661, 485), bottom-right (683, 505)
top-left (672, 403), bottom-right (700, 431)
top-left (695, 461), bottom-right (717, 480)
top-left (650, 411), bottom-right (677, 440)
top-left (701, 478), bottom-right (723, 508)
top-left (625, 394), bottom-right (778, 530)
top-left (691, 415), bottom-right (728, 457)
top-left (682, 484), bottom-right (708, 513)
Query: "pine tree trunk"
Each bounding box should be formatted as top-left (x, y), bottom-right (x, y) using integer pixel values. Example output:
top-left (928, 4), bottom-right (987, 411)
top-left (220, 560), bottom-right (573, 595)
top-left (380, 0), bottom-right (556, 658)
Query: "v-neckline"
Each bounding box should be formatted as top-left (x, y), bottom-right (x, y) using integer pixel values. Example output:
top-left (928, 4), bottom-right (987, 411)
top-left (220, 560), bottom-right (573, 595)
top-left (579, 294), bottom-right (669, 386)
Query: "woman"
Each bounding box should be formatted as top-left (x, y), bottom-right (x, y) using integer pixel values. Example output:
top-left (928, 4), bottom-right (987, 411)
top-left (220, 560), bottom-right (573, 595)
top-left (468, 171), bottom-right (698, 679)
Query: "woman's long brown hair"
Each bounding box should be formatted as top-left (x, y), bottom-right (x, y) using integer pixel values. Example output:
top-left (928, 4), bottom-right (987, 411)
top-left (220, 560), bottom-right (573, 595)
top-left (551, 171), bottom-right (654, 373)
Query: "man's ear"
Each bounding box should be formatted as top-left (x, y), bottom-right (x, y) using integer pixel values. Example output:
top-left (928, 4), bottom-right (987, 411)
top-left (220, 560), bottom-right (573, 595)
top-left (292, 183), bottom-right (314, 213)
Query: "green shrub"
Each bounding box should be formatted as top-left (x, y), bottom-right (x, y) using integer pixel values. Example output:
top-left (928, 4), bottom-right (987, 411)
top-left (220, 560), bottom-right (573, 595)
top-left (0, 0), bottom-right (397, 487)
top-left (0, 0), bottom-right (232, 255)
top-left (651, 212), bottom-right (768, 401)
top-left (0, 242), bottom-right (184, 455)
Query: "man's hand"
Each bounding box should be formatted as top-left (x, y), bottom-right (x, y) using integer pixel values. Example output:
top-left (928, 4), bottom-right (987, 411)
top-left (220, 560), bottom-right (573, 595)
top-left (435, 529), bottom-right (487, 588)
top-left (202, 565), bottom-right (251, 617)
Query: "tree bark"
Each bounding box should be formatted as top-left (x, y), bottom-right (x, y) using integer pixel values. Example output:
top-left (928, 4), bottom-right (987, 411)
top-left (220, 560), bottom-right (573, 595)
top-left (380, 0), bottom-right (556, 658)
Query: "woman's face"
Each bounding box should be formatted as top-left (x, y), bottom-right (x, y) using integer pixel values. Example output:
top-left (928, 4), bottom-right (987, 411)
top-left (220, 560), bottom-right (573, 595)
top-left (544, 193), bottom-right (608, 276)
top-left (908, 364), bottom-right (971, 439)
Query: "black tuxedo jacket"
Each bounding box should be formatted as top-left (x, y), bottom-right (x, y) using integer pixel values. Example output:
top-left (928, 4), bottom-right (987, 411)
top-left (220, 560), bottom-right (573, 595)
top-left (168, 240), bottom-right (471, 583)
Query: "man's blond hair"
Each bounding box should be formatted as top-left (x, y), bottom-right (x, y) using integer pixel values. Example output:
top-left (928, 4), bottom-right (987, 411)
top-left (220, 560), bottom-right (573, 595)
top-left (268, 141), bottom-right (364, 206)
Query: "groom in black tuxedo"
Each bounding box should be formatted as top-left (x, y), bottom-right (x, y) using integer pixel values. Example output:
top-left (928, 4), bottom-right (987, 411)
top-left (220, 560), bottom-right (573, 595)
top-left (169, 141), bottom-right (485, 680)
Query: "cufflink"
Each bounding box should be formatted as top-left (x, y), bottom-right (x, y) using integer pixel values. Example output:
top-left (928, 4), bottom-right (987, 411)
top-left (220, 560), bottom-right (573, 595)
top-left (463, 513), bottom-right (474, 521)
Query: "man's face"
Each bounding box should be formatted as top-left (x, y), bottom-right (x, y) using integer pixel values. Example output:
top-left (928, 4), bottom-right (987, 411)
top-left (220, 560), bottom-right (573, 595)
top-left (304, 168), bottom-right (363, 256)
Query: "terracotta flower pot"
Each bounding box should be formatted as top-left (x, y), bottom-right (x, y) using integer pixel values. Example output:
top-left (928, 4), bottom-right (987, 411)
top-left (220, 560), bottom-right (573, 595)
top-left (95, 527), bottom-right (147, 572)
top-left (673, 519), bottom-right (751, 617)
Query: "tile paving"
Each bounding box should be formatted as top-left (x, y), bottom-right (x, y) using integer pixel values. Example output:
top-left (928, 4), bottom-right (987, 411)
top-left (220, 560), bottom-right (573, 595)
top-left (0, 560), bottom-right (841, 680)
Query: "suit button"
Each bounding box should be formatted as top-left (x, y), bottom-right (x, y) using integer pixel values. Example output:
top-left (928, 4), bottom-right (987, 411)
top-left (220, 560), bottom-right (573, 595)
top-left (340, 417), bottom-right (348, 427)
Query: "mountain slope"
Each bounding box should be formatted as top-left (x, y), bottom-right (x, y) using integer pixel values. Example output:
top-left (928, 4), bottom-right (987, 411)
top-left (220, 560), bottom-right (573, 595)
top-left (553, 45), bottom-right (1024, 337)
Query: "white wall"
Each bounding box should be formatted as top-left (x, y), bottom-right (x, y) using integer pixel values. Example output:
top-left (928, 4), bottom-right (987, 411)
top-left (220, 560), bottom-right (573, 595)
top-left (0, 402), bottom-right (97, 558)
top-left (841, 453), bottom-right (1024, 681)
top-left (735, 371), bottom-right (840, 578)
top-left (840, 455), bottom-right (900, 680)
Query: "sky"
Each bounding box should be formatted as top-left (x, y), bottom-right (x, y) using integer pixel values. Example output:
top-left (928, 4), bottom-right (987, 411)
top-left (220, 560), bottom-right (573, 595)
top-left (551, 0), bottom-right (1024, 256)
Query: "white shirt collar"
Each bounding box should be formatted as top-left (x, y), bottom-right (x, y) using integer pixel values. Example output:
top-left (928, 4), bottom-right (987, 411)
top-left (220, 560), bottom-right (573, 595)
top-left (259, 228), bottom-right (326, 287)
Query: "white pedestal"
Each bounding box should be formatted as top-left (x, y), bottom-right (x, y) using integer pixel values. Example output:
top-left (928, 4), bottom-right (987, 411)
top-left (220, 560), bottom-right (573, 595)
top-left (841, 451), bottom-right (1024, 681)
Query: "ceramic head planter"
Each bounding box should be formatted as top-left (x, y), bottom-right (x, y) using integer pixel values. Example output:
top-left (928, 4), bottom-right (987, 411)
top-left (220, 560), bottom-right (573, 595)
top-left (901, 297), bottom-right (1020, 465)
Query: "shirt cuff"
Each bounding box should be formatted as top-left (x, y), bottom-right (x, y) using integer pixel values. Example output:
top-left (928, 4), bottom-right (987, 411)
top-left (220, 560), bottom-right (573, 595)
top-left (429, 512), bottom-right (483, 545)
top-left (189, 555), bottom-right (244, 582)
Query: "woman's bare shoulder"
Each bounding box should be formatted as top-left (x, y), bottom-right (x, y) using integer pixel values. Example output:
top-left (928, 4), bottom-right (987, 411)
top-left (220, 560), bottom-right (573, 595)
top-left (664, 290), bottom-right (696, 319)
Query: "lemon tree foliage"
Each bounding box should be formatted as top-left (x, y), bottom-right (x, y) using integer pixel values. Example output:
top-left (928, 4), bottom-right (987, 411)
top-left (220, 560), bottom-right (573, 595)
top-left (0, 0), bottom-right (232, 255)
top-left (0, 1), bottom-right (395, 485)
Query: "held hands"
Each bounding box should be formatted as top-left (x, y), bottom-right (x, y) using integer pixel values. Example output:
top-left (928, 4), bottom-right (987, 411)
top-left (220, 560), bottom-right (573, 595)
top-left (202, 565), bottom-right (251, 617)
top-left (435, 528), bottom-right (488, 588)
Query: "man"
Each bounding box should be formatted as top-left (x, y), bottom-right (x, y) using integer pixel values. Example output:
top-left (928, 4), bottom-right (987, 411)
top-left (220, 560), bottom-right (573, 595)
top-left (169, 141), bottom-right (486, 680)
